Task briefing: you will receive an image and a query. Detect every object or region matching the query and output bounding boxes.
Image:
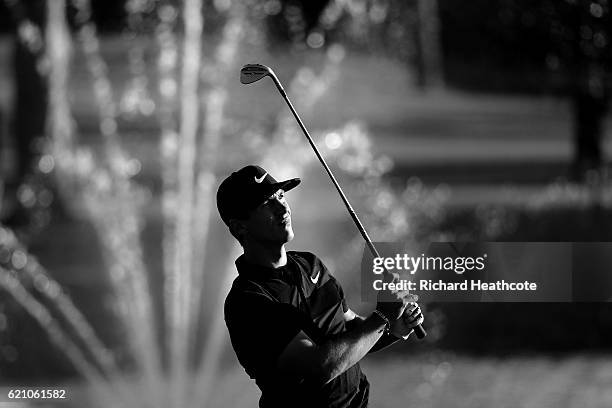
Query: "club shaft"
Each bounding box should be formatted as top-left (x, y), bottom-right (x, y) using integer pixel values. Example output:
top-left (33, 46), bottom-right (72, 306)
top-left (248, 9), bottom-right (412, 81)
top-left (270, 74), bottom-right (426, 339)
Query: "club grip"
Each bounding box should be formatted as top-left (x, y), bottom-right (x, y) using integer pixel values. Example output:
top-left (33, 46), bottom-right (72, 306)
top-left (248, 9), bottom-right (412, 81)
top-left (413, 324), bottom-right (426, 339)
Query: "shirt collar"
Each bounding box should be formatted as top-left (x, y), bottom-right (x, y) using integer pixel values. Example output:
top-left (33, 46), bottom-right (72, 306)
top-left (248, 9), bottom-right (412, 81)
top-left (235, 253), bottom-right (290, 281)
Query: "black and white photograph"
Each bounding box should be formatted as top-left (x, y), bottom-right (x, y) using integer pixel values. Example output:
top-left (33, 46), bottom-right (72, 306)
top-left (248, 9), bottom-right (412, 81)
top-left (0, 1), bottom-right (611, 407)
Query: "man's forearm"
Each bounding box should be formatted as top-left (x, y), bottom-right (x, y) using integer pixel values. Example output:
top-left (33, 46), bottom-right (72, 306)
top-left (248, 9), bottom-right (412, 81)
top-left (346, 315), bottom-right (402, 354)
top-left (369, 333), bottom-right (401, 353)
top-left (316, 313), bottom-right (386, 383)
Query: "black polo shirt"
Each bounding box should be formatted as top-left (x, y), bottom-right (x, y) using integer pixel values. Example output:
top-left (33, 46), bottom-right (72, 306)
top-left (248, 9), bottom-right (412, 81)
top-left (224, 251), bottom-right (370, 408)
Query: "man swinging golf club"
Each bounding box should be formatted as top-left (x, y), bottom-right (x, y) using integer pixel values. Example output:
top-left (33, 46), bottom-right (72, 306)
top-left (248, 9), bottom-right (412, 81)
top-left (218, 164), bottom-right (424, 408)
top-left (237, 63), bottom-right (425, 340)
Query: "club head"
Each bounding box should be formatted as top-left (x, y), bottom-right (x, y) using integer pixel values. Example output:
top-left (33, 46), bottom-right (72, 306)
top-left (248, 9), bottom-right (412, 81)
top-left (240, 64), bottom-right (273, 84)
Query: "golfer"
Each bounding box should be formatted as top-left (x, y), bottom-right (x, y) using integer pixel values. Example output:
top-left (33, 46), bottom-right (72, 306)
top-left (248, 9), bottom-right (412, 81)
top-left (218, 165), bottom-right (423, 408)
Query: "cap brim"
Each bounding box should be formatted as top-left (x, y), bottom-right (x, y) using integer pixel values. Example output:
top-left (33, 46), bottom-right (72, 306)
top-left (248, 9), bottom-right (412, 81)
top-left (275, 177), bottom-right (300, 193)
top-left (252, 178), bottom-right (301, 211)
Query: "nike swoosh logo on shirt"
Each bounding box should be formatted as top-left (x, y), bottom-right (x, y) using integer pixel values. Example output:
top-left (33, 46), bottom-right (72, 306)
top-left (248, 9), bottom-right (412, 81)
top-left (310, 270), bottom-right (320, 284)
top-left (254, 173), bottom-right (267, 183)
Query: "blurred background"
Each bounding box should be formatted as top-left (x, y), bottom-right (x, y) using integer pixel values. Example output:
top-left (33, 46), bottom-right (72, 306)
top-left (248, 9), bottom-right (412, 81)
top-left (0, 0), bottom-right (612, 407)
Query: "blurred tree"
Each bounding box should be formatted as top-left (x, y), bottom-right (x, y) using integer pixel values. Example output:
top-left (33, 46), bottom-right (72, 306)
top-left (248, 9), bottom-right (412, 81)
top-left (2, 0), bottom-right (47, 227)
top-left (268, 0), bottom-right (444, 89)
top-left (386, 0), bottom-right (444, 89)
top-left (440, 0), bottom-right (612, 180)
top-left (264, 0), bottom-right (331, 47)
top-left (13, 1), bottom-right (47, 182)
top-left (547, 0), bottom-right (611, 179)
top-left (414, 0), bottom-right (444, 88)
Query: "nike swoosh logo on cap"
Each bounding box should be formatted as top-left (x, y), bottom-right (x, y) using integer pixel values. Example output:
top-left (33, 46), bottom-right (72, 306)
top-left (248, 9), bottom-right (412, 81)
top-left (254, 173), bottom-right (267, 183)
top-left (310, 270), bottom-right (320, 284)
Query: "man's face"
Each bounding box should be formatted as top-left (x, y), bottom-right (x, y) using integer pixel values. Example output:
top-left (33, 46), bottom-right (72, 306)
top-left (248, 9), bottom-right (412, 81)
top-left (241, 189), bottom-right (294, 245)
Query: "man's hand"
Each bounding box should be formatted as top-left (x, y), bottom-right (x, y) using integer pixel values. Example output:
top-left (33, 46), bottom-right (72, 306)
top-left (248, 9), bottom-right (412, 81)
top-left (376, 272), bottom-right (418, 321)
top-left (390, 303), bottom-right (424, 339)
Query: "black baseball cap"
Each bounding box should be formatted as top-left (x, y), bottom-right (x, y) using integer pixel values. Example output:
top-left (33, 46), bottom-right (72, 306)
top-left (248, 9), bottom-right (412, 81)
top-left (217, 165), bottom-right (300, 226)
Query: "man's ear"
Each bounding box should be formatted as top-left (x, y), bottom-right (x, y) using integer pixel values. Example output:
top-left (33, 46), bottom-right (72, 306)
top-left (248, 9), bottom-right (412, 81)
top-left (229, 218), bottom-right (247, 242)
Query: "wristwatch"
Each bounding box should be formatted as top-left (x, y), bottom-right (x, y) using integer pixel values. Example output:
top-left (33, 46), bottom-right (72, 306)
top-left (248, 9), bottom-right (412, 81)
top-left (372, 309), bottom-right (391, 334)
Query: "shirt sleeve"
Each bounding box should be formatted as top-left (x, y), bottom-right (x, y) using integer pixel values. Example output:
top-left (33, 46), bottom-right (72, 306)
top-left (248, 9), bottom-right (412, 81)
top-left (224, 292), bottom-right (306, 379)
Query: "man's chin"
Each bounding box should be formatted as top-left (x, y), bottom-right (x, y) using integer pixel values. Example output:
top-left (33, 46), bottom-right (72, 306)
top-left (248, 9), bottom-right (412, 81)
top-left (284, 227), bottom-right (295, 243)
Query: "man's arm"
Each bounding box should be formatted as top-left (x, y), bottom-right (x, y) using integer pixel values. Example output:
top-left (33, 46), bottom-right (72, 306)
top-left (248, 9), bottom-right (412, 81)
top-left (276, 311), bottom-right (389, 385)
top-left (345, 303), bottom-right (424, 353)
top-left (344, 310), bottom-right (401, 353)
top-left (275, 266), bottom-right (420, 385)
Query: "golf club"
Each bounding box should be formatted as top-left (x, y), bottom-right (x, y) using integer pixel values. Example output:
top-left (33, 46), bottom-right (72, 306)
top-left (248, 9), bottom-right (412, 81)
top-left (240, 63), bottom-right (426, 339)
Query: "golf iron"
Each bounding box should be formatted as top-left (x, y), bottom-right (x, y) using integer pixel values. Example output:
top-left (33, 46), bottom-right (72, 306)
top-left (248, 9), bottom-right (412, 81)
top-left (240, 63), bottom-right (426, 339)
